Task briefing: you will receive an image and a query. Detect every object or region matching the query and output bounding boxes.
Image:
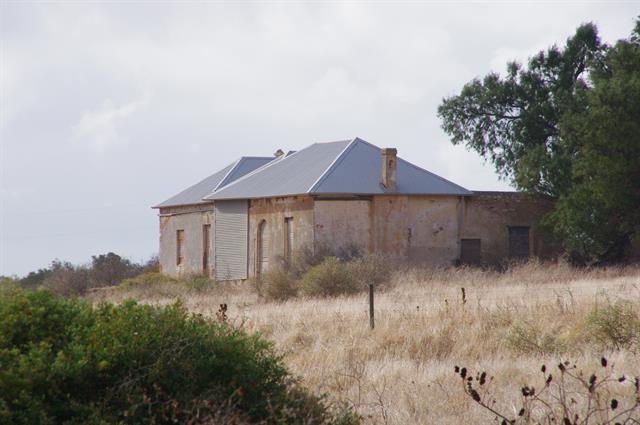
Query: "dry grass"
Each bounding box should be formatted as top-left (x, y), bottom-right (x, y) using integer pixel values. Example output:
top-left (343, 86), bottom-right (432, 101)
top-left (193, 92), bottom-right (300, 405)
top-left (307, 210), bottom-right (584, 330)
top-left (87, 261), bottom-right (640, 424)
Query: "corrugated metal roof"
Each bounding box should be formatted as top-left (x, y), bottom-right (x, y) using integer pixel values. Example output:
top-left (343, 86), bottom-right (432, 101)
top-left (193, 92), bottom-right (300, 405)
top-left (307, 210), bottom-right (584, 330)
top-left (153, 156), bottom-right (273, 208)
top-left (311, 138), bottom-right (471, 196)
top-left (205, 138), bottom-right (471, 200)
top-left (203, 140), bottom-right (352, 200)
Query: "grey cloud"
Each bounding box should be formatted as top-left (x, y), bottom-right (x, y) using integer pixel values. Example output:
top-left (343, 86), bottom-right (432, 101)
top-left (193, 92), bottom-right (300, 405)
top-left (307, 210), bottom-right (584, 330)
top-left (1, 2), bottom-right (636, 275)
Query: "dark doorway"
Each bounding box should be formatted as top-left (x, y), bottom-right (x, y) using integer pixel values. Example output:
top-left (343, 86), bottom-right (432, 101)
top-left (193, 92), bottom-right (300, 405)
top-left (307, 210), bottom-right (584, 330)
top-left (460, 239), bottom-right (481, 265)
top-left (508, 226), bottom-right (530, 259)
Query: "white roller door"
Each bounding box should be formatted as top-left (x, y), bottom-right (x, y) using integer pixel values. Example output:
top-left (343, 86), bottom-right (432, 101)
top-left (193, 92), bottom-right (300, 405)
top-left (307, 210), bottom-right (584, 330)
top-left (214, 200), bottom-right (248, 280)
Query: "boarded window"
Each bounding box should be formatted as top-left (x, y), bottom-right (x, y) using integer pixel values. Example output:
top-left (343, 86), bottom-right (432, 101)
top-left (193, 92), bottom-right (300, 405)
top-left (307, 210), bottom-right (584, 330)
top-left (202, 224), bottom-right (211, 275)
top-left (257, 220), bottom-right (269, 276)
top-left (284, 217), bottom-right (294, 265)
top-left (460, 239), bottom-right (481, 265)
top-left (508, 226), bottom-right (530, 259)
top-left (176, 230), bottom-right (184, 266)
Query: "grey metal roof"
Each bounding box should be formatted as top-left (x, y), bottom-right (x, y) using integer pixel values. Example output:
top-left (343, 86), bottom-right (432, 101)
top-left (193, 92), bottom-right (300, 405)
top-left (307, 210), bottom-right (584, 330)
top-left (204, 140), bottom-right (351, 200)
top-left (205, 138), bottom-right (471, 200)
top-left (153, 156), bottom-right (273, 208)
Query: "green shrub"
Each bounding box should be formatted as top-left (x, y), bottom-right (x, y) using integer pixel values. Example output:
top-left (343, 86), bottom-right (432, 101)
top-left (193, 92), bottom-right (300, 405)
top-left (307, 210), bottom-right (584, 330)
top-left (262, 268), bottom-right (298, 301)
top-left (119, 271), bottom-right (176, 287)
top-left (184, 275), bottom-right (213, 292)
top-left (287, 243), bottom-right (334, 277)
top-left (299, 257), bottom-right (360, 298)
top-left (585, 300), bottom-right (640, 350)
top-left (42, 260), bottom-right (91, 296)
top-left (0, 288), bottom-right (359, 425)
top-left (347, 253), bottom-right (392, 287)
top-left (506, 321), bottom-right (567, 354)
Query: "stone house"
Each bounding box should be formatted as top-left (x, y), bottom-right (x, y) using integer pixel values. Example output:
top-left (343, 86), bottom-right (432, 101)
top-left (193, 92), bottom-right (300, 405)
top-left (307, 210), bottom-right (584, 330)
top-left (153, 138), bottom-right (557, 280)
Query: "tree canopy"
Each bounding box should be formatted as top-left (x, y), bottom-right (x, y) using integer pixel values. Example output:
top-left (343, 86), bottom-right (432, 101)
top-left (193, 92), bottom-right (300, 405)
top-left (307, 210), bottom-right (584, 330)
top-left (438, 19), bottom-right (640, 264)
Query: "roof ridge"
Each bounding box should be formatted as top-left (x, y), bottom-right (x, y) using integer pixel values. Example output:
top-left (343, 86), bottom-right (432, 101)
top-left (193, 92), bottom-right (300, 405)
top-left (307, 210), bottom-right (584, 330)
top-left (312, 138), bottom-right (353, 145)
top-left (307, 138), bottom-right (358, 193)
top-left (215, 156), bottom-right (275, 190)
top-left (212, 158), bottom-right (243, 193)
top-left (152, 161), bottom-right (237, 208)
top-left (202, 147), bottom-right (305, 200)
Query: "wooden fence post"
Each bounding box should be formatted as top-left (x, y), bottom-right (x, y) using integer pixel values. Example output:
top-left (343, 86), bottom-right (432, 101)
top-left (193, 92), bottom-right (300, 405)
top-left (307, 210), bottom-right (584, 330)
top-left (369, 283), bottom-right (375, 329)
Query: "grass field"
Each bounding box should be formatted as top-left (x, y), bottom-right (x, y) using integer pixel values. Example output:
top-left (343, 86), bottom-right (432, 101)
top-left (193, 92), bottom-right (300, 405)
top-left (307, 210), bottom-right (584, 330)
top-left (88, 262), bottom-right (640, 424)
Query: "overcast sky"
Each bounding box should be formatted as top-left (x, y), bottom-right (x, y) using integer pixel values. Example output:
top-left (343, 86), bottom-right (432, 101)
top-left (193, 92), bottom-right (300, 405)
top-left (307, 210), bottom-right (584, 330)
top-left (0, 1), bottom-right (637, 276)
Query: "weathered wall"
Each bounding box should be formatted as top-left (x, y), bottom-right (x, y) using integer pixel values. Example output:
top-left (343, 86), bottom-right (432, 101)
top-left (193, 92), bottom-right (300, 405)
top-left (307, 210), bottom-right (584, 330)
top-left (461, 192), bottom-right (558, 264)
top-left (157, 192), bottom-right (559, 280)
top-left (371, 196), bottom-right (462, 266)
top-left (248, 196), bottom-right (314, 277)
top-left (405, 196), bottom-right (462, 264)
top-left (313, 196), bottom-right (462, 266)
top-left (314, 199), bottom-right (371, 253)
top-left (158, 204), bottom-right (214, 277)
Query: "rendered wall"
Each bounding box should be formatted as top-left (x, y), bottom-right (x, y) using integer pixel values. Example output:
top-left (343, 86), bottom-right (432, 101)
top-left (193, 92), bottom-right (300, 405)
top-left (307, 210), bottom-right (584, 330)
top-left (313, 196), bottom-right (463, 266)
top-left (461, 192), bottom-right (558, 264)
top-left (371, 196), bottom-right (462, 266)
top-left (314, 199), bottom-right (371, 253)
top-left (157, 193), bottom-right (559, 280)
top-left (248, 196), bottom-right (314, 278)
top-left (158, 204), bottom-right (214, 277)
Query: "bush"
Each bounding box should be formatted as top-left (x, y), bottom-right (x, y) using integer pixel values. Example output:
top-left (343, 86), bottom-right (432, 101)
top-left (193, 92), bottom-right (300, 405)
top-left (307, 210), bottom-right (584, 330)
top-left (13, 253), bottom-right (159, 294)
top-left (89, 252), bottom-right (142, 287)
top-left (119, 271), bottom-right (176, 287)
top-left (262, 268), bottom-right (298, 301)
top-left (347, 253), bottom-right (392, 287)
top-left (42, 260), bottom-right (91, 296)
top-left (185, 274), bottom-right (214, 292)
top-left (506, 321), bottom-right (567, 354)
top-left (286, 243), bottom-right (334, 277)
top-left (299, 257), bottom-right (360, 298)
top-left (0, 288), bottom-right (359, 425)
top-left (585, 300), bottom-right (640, 350)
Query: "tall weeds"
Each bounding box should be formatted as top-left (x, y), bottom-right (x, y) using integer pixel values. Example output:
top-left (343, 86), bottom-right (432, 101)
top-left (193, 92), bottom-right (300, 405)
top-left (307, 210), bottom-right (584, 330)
top-left (87, 261), bottom-right (640, 424)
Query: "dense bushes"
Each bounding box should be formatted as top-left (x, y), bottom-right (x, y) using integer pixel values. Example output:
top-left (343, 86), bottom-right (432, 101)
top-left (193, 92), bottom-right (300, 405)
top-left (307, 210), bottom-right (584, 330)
top-left (261, 268), bottom-right (298, 301)
top-left (260, 252), bottom-right (393, 301)
top-left (1, 253), bottom-right (159, 296)
top-left (0, 289), bottom-right (358, 425)
top-left (585, 300), bottom-right (640, 350)
top-left (299, 257), bottom-right (360, 297)
top-left (504, 299), bottom-right (640, 355)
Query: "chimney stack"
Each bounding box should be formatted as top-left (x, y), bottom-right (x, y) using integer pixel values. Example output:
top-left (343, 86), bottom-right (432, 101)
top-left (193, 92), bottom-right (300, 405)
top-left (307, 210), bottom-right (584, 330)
top-left (380, 148), bottom-right (397, 190)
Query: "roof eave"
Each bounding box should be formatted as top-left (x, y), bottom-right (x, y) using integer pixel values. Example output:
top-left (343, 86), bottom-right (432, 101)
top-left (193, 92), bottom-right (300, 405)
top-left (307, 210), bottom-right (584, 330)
top-left (152, 200), bottom-right (215, 209)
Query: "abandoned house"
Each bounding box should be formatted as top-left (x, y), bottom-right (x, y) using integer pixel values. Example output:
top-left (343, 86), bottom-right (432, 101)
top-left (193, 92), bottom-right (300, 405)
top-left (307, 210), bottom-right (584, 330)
top-left (153, 138), bottom-right (557, 280)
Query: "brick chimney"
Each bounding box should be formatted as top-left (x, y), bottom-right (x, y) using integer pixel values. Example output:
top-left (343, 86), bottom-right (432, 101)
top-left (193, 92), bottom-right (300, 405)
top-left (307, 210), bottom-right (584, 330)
top-left (380, 148), bottom-right (397, 190)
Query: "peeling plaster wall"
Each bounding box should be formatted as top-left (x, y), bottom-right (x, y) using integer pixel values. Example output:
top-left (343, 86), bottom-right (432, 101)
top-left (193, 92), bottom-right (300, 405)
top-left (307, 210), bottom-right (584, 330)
top-left (158, 204), bottom-right (213, 277)
top-left (371, 196), bottom-right (462, 266)
top-left (157, 192), bottom-right (559, 280)
top-left (248, 196), bottom-right (314, 278)
top-left (313, 196), bottom-right (462, 266)
top-left (461, 192), bottom-right (558, 264)
top-left (405, 196), bottom-right (462, 264)
top-left (314, 200), bottom-right (371, 253)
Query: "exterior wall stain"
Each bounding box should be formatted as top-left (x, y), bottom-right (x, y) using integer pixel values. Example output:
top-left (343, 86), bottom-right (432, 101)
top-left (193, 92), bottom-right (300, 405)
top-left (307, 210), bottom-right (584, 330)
top-left (462, 192), bottom-right (559, 264)
top-left (248, 196), bottom-right (314, 278)
top-left (405, 196), bottom-right (460, 265)
top-left (314, 196), bottom-right (462, 266)
top-left (314, 199), bottom-right (371, 253)
top-left (158, 204), bottom-right (214, 277)
top-left (157, 192), bottom-right (560, 280)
